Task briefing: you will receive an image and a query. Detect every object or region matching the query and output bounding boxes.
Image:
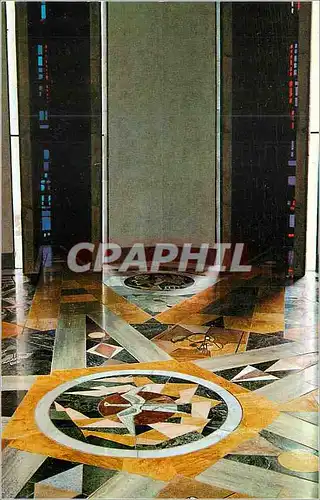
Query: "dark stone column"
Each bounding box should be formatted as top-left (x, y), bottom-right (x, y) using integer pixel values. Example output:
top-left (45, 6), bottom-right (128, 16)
top-left (90, 3), bottom-right (102, 247)
top-left (16, 3), bottom-right (35, 273)
top-left (221, 3), bottom-right (232, 243)
top-left (294, 3), bottom-right (312, 277)
top-left (1, 5), bottom-right (14, 269)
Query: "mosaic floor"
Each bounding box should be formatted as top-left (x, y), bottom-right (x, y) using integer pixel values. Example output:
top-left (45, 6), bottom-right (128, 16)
top-left (1, 262), bottom-right (319, 498)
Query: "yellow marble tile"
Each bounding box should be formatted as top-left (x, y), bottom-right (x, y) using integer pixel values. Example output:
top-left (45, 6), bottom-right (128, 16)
top-left (167, 348), bottom-right (208, 362)
top-left (24, 318), bottom-right (58, 330)
top-left (162, 383), bottom-right (198, 397)
top-left (255, 288), bottom-right (285, 314)
top-left (32, 289), bottom-right (61, 301)
top-left (156, 474), bottom-right (235, 498)
top-left (154, 280), bottom-right (233, 324)
top-left (179, 314), bottom-right (220, 325)
top-left (132, 376), bottom-right (153, 386)
top-left (223, 316), bottom-right (253, 332)
top-left (27, 302), bottom-right (60, 318)
top-left (82, 283), bottom-right (103, 291)
top-left (250, 313), bottom-right (285, 334)
top-left (61, 280), bottom-right (81, 289)
top-left (1, 322), bottom-right (24, 338)
top-left (123, 457), bottom-right (178, 481)
top-left (180, 417), bottom-right (210, 426)
top-left (277, 450), bottom-right (319, 472)
top-left (60, 294), bottom-right (97, 303)
top-left (191, 396), bottom-right (222, 407)
top-left (82, 430), bottom-right (136, 447)
top-left (237, 332), bottom-right (250, 352)
top-left (34, 483), bottom-right (79, 498)
top-left (94, 285), bottom-right (152, 323)
top-left (137, 429), bottom-right (168, 441)
top-left (23, 274), bottom-right (62, 331)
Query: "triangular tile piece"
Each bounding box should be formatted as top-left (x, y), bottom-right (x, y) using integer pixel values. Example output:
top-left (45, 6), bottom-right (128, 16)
top-left (136, 438), bottom-right (163, 445)
top-left (82, 430), bottom-right (136, 447)
top-left (269, 353), bottom-right (318, 371)
top-left (80, 418), bottom-right (126, 429)
top-left (82, 465), bottom-right (116, 497)
top-left (232, 365), bottom-right (277, 382)
top-left (191, 402), bottom-right (212, 418)
top-left (34, 483), bottom-right (79, 498)
top-left (266, 359), bottom-right (301, 372)
top-left (246, 332), bottom-right (292, 350)
top-left (137, 429), bottom-right (168, 441)
top-left (175, 387), bottom-right (198, 404)
top-left (291, 353), bottom-right (318, 368)
top-left (103, 358), bottom-right (126, 366)
top-left (230, 435), bottom-right (282, 456)
top-left (238, 370), bottom-right (278, 382)
top-left (143, 318), bottom-right (163, 324)
top-left (252, 360), bottom-right (280, 372)
top-left (150, 423), bottom-right (201, 439)
top-left (178, 324), bottom-right (210, 334)
top-left (65, 408), bottom-right (90, 421)
top-left (155, 340), bottom-right (179, 354)
top-left (231, 365), bottom-right (256, 381)
top-left (54, 402), bottom-right (65, 412)
top-left (280, 389), bottom-right (319, 411)
top-left (40, 465), bottom-right (83, 494)
top-left (86, 316), bottom-right (106, 337)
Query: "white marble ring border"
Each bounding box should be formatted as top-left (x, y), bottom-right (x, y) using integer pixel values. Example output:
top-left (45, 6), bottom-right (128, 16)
top-left (35, 369), bottom-right (242, 459)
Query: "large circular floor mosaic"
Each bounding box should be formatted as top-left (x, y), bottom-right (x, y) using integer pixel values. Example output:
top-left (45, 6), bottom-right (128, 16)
top-left (124, 273), bottom-right (195, 291)
top-left (35, 370), bottom-right (242, 458)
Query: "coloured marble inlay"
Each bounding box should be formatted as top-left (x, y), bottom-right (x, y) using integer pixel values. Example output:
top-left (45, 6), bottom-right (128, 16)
top-left (124, 273), bottom-right (195, 291)
top-left (36, 369), bottom-right (242, 458)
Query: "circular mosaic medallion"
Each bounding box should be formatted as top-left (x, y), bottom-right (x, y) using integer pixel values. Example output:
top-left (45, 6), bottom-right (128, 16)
top-left (35, 370), bottom-right (242, 458)
top-left (124, 273), bottom-right (195, 291)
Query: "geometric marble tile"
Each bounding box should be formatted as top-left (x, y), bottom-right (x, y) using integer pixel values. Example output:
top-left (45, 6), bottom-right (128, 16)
top-left (279, 389), bottom-right (319, 412)
top-left (224, 453), bottom-right (319, 484)
top-left (266, 353), bottom-right (318, 373)
top-left (156, 474), bottom-right (236, 498)
top-left (2, 329), bottom-right (56, 376)
top-left (228, 435), bottom-right (282, 456)
top-left (246, 332), bottom-right (293, 351)
top-left (231, 365), bottom-right (278, 383)
top-left (1, 321), bottom-right (24, 339)
top-left (215, 362), bottom-right (282, 392)
top-left (85, 316), bottom-right (139, 367)
top-left (15, 457), bottom-right (117, 499)
top-left (33, 483), bottom-right (79, 498)
top-left (153, 325), bottom-right (249, 361)
top-left (2, 360), bottom-right (280, 481)
top-left (37, 464), bottom-right (83, 494)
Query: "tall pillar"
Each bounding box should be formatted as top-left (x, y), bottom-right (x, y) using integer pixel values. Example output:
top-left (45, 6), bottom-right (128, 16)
top-left (16, 3), bottom-right (35, 273)
top-left (1, 5), bottom-right (14, 268)
top-left (294, 3), bottom-right (312, 277)
top-left (221, 3), bottom-right (232, 243)
top-left (90, 3), bottom-right (102, 247)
